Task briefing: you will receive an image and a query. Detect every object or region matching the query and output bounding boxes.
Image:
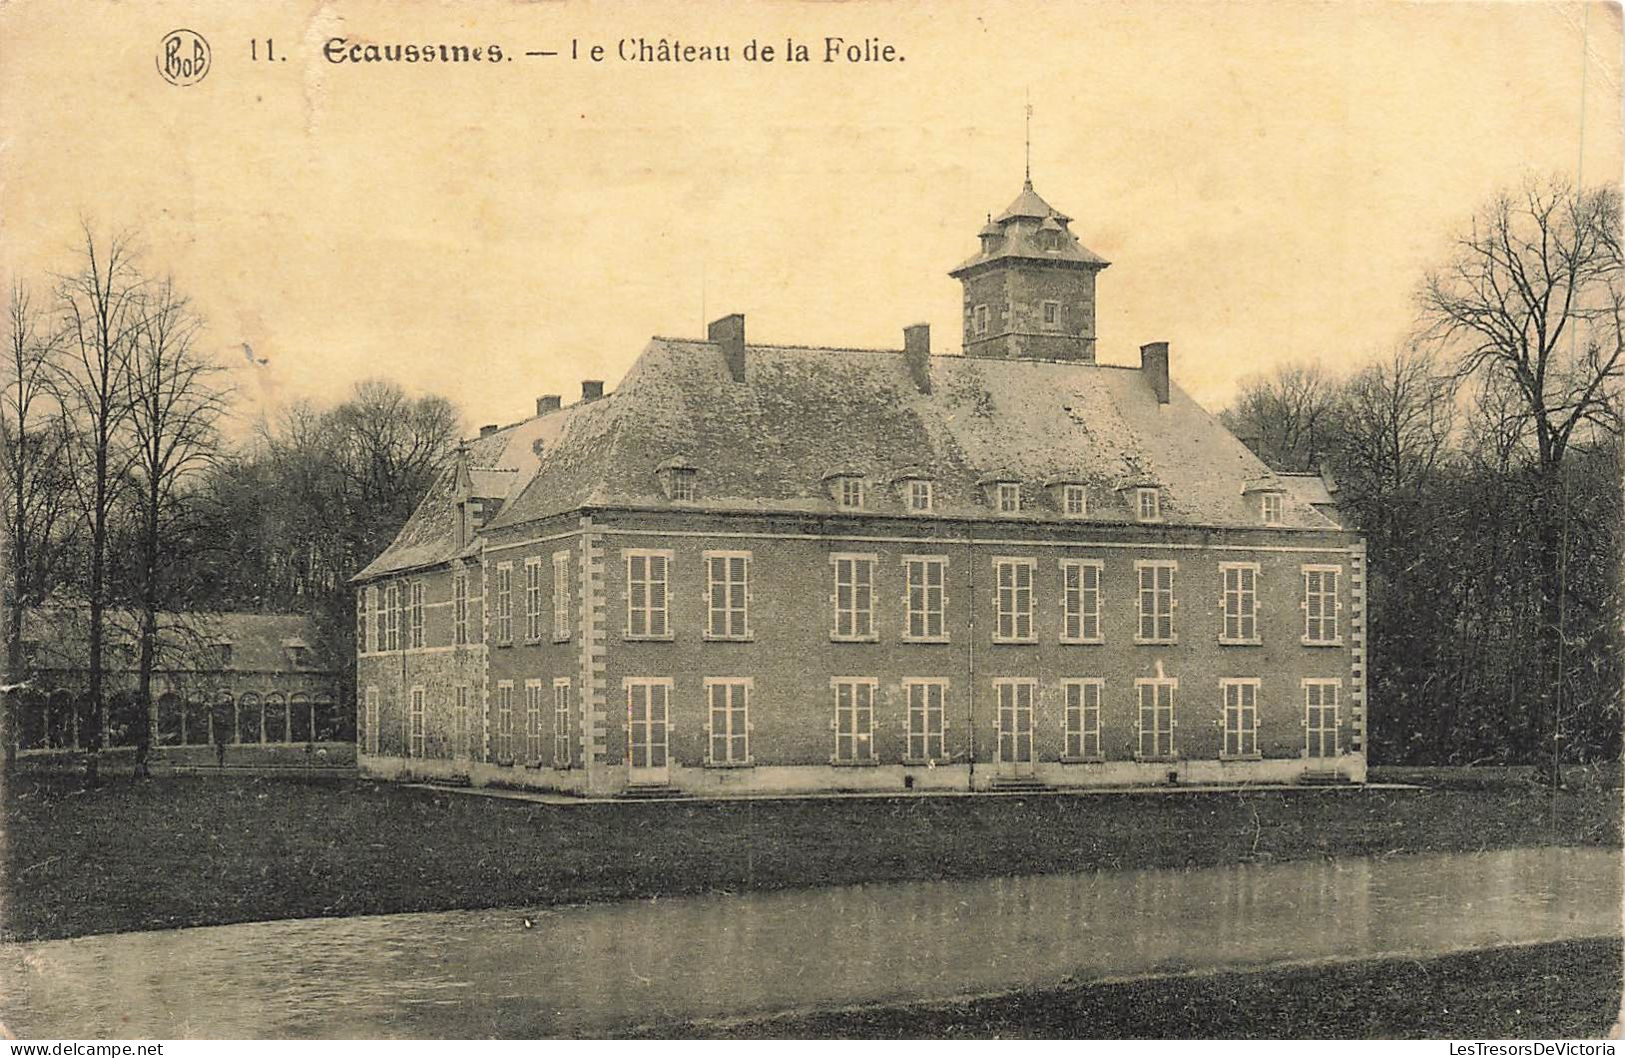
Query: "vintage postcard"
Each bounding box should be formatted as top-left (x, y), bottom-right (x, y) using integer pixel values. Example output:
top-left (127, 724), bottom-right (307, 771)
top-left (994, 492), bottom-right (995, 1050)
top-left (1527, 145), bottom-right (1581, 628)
top-left (0, 0), bottom-right (1620, 1043)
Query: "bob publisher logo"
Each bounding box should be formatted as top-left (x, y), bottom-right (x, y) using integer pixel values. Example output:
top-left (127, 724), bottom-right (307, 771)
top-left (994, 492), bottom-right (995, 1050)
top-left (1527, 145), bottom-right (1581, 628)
top-left (157, 29), bottom-right (211, 86)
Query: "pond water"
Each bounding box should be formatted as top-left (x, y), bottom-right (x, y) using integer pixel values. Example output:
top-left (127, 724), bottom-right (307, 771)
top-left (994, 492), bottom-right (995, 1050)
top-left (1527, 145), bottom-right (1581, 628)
top-left (1, 846), bottom-right (1617, 1038)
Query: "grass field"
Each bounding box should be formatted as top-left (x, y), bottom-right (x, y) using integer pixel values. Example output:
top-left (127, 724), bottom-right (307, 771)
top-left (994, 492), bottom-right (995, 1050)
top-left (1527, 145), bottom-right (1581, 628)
top-left (651, 938), bottom-right (1623, 1039)
top-left (2, 766), bottom-right (1617, 943)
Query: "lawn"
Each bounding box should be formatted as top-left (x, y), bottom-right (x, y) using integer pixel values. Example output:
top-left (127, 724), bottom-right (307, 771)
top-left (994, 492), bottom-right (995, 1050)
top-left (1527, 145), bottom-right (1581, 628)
top-left (653, 938), bottom-right (1623, 1039)
top-left (2, 767), bottom-right (1618, 943)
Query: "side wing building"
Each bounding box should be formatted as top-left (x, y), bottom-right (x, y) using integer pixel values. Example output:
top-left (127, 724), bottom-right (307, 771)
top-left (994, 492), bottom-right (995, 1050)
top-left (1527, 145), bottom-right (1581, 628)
top-left (353, 180), bottom-right (1367, 796)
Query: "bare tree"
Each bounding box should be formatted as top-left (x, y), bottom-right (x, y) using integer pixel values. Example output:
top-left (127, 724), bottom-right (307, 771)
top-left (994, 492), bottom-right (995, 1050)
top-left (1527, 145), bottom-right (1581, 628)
top-left (1418, 176), bottom-right (1624, 770)
top-left (54, 225), bottom-right (146, 780)
top-left (124, 278), bottom-right (227, 760)
top-left (0, 282), bottom-right (71, 763)
top-left (1221, 363), bottom-right (1339, 472)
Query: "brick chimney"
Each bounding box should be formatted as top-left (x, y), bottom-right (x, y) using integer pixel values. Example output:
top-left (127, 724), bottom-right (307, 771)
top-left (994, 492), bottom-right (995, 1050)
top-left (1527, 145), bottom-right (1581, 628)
top-left (479, 423), bottom-right (499, 437)
top-left (580, 380), bottom-right (604, 402)
top-left (709, 313), bottom-right (746, 383)
top-left (903, 323), bottom-right (932, 394)
top-left (536, 394), bottom-right (561, 416)
top-left (1140, 342), bottom-right (1170, 405)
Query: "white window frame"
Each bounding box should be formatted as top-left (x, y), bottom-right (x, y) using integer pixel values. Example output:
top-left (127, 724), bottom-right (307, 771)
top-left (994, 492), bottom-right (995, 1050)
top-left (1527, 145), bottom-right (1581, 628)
top-left (837, 476), bottom-right (865, 510)
top-left (906, 479), bottom-right (934, 512)
top-left (992, 557), bottom-right (1037, 644)
top-left (552, 551), bottom-right (572, 642)
top-left (386, 582), bottom-right (401, 652)
top-left (1059, 559), bottom-right (1104, 644)
top-left (703, 550), bottom-right (753, 640)
top-left (1062, 678), bottom-right (1104, 762)
top-left (830, 553), bottom-right (879, 642)
top-left (974, 303), bottom-right (990, 336)
top-left (408, 685), bottom-right (425, 758)
top-left (369, 586), bottom-right (383, 654)
top-left (494, 563), bottom-right (513, 645)
top-left (1221, 678), bottom-right (1261, 759)
top-left (525, 678), bottom-right (544, 764)
top-left (356, 590), bottom-right (368, 656)
top-left (1136, 487), bottom-right (1162, 523)
top-left (1063, 484), bottom-right (1088, 518)
top-left (523, 557), bottom-right (544, 643)
top-left (1041, 299), bottom-right (1062, 329)
top-left (902, 555), bottom-right (949, 642)
top-left (703, 677), bottom-right (753, 766)
top-left (363, 686), bottom-right (379, 755)
top-left (1301, 564), bottom-right (1344, 645)
top-left (1219, 562), bottom-right (1262, 646)
top-left (453, 685), bottom-right (469, 759)
top-left (409, 581), bottom-right (425, 649)
top-left (552, 678), bottom-right (571, 768)
top-left (1303, 678), bottom-right (1342, 757)
top-left (903, 678), bottom-right (948, 764)
top-left (452, 572), bottom-right (468, 646)
top-left (993, 678), bottom-right (1038, 765)
top-left (495, 680), bottom-right (514, 764)
top-left (669, 466), bottom-right (697, 501)
top-left (997, 482), bottom-right (1022, 513)
top-left (1261, 492), bottom-right (1284, 526)
top-left (625, 549), bottom-right (674, 640)
top-left (1135, 676), bottom-right (1178, 760)
top-left (831, 677), bottom-right (878, 765)
top-left (1134, 560), bottom-right (1178, 644)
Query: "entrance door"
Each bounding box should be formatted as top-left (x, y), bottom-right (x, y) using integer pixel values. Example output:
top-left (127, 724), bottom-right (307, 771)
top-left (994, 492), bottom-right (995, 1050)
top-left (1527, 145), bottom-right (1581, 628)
top-left (996, 681), bottom-right (1036, 777)
top-left (628, 681), bottom-right (671, 785)
top-left (1305, 682), bottom-right (1340, 759)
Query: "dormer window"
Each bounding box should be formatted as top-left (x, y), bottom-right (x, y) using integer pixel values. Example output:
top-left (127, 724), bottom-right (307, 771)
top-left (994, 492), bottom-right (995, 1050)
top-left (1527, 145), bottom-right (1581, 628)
top-left (1261, 492), bottom-right (1283, 526)
top-left (657, 458), bottom-right (698, 501)
top-left (213, 643), bottom-right (234, 668)
top-left (1063, 484), bottom-right (1087, 517)
top-left (288, 645), bottom-right (310, 668)
top-left (906, 479), bottom-right (934, 512)
top-left (1136, 487), bottom-right (1162, 523)
top-left (998, 482), bottom-right (1021, 513)
top-left (838, 477), bottom-right (865, 510)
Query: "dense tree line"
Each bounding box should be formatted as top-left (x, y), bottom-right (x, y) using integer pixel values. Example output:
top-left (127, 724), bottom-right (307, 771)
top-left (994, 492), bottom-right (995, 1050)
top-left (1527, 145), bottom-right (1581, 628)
top-left (0, 227), bottom-right (460, 772)
top-left (1224, 179), bottom-right (1623, 766)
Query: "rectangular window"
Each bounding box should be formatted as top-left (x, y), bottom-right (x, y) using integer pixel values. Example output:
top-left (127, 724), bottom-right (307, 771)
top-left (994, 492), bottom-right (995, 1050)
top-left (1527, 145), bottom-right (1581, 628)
top-left (409, 687), bottom-right (425, 758)
top-left (706, 679), bottom-right (751, 765)
top-left (1137, 488), bottom-right (1162, 522)
top-left (1262, 493), bottom-right (1283, 525)
top-left (363, 686), bottom-right (379, 755)
top-left (386, 582), bottom-right (402, 652)
top-left (495, 564), bottom-right (513, 645)
top-left (1221, 563), bottom-right (1260, 644)
top-left (626, 550), bottom-right (673, 639)
top-left (832, 678), bottom-right (876, 764)
top-left (995, 679), bottom-right (1037, 765)
top-left (552, 678), bottom-right (571, 767)
top-left (1135, 561), bottom-right (1177, 643)
top-left (553, 551), bottom-right (572, 641)
top-left (974, 303), bottom-right (989, 335)
top-left (997, 482), bottom-right (1021, 513)
top-left (1223, 679), bottom-right (1260, 758)
top-left (356, 591), bottom-right (367, 655)
top-left (908, 479), bottom-right (933, 512)
top-left (839, 478), bottom-right (864, 509)
top-left (1064, 679), bottom-right (1103, 760)
top-left (903, 556), bottom-right (948, 641)
top-left (1303, 566), bottom-right (1342, 644)
top-left (905, 679), bottom-right (947, 762)
top-left (670, 467), bottom-right (697, 501)
top-left (1063, 485), bottom-right (1087, 517)
top-left (454, 686), bottom-right (469, 759)
top-left (495, 681), bottom-right (514, 762)
top-left (993, 558), bottom-right (1036, 643)
top-left (525, 679), bottom-right (544, 763)
top-left (453, 572), bottom-right (468, 646)
top-left (410, 582), bottom-right (425, 649)
top-left (370, 587), bottom-right (383, 654)
top-left (705, 551), bottom-right (751, 639)
top-left (1137, 679), bottom-right (1176, 759)
top-left (1041, 300), bottom-right (1061, 327)
top-left (524, 558), bottom-right (543, 642)
top-left (831, 554), bottom-right (877, 641)
top-left (1305, 680), bottom-right (1341, 757)
top-left (1060, 560), bottom-right (1104, 643)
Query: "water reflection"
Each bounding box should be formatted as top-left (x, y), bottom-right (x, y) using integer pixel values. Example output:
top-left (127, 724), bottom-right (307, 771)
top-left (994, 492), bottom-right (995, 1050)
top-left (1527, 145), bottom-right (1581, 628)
top-left (1, 847), bottom-right (1617, 1038)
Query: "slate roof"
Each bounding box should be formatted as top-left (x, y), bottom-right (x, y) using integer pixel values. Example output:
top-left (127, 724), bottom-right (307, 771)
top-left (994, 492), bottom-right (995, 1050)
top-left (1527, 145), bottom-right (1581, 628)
top-left (25, 609), bottom-right (329, 674)
top-left (953, 179), bottom-right (1109, 275)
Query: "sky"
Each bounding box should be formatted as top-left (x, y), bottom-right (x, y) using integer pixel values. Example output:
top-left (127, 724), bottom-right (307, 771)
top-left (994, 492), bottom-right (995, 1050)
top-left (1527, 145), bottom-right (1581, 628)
top-left (1, 0), bottom-right (1620, 434)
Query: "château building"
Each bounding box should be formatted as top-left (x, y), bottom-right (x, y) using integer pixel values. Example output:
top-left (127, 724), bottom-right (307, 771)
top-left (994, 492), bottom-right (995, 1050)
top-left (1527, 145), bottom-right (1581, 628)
top-left (353, 178), bottom-right (1366, 796)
